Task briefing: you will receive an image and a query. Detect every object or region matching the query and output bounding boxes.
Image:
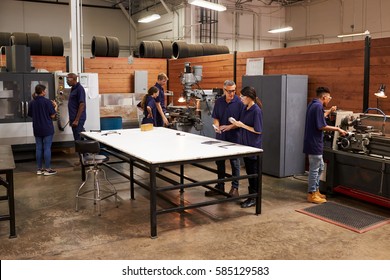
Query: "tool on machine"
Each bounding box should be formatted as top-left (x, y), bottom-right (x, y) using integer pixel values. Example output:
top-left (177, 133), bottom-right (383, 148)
top-left (179, 62), bottom-right (205, 102)
top-left (168, 62), bottom-right (218, 133)
top-left (334, 108), bottom-right (387, 155)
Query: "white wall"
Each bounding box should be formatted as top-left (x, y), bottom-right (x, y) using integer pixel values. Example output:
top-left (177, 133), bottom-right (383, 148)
top-left (82, 6), bottom-right (132, 56)
top-left (0, 0), bottom-right (131, 57)
top-left (286, 0), bottom-right (390, 46)
top-left (181, 3), bottom-right (287, 52)
top-left (137, 12), bottom-right (178, 41)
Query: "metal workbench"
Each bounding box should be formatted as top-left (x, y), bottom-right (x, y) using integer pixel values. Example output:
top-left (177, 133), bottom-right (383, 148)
top-left (0, 145), bottom-right (16, 238)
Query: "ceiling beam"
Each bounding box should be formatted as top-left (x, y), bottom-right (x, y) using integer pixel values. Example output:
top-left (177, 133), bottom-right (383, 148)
top-left (160, 0), bottom-right (172, 14)
top-left (116, 0), bottom-right (137, 30)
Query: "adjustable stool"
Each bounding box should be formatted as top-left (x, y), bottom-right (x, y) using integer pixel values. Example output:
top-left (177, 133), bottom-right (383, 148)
top-left (75, 140), bottom-right (118, 216)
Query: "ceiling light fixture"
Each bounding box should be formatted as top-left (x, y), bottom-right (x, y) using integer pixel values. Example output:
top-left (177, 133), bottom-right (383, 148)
top-left (268, 26), bottom-right (293, 34)
top-left (337, 30), bottom-right (370, 38)
top-left (189, 0), bottom-right (227, 12)
top-left (138, 14), bottom-right (161, 23)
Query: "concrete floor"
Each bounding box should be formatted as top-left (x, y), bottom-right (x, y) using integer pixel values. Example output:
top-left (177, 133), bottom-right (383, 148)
top-left (1, 150), bottom-right (390, 260)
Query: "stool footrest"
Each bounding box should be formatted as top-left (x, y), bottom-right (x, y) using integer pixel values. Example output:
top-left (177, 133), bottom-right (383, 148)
top-left (0, 215), bottom-right (11, 221)
top-left (76, 188), bottom-right (117, 201)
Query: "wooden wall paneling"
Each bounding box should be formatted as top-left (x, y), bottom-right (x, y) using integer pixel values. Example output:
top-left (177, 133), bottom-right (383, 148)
top-left (237, 41), bottom-right (364, 59)
top-left (370, 37), bottom-right (390, 48)
top-left (0, 55), bottom-right (67, 72)
top-left (236, 40), bottom-right (366, 113)
top-left (370, 38), bottom-right (390, 114)
top-left (84, 57), bottom-right (167, 94)
top-left (31, 56), bottom-right (67, 72)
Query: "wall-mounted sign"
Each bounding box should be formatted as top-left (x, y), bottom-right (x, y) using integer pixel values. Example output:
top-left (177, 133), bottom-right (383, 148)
top-left (246, 57), bottom-right (264, 76)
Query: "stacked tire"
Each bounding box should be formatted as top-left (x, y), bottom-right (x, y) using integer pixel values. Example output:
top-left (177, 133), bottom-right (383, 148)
top-left (171, 41), bottom-right (189, 59)
top-left (0, 32), bottom-right (64, 56)
top-left (91, 36), bottom-right (120, 57)
top-left (139, 40), bottom-right (173, 58)
top-left (172, 41), bottom-right (229, 59)
top-left (201, 43), bottom-right (229, 56)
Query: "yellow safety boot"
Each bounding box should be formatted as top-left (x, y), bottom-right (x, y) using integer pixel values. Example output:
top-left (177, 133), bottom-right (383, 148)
top-left (307, 192), bottom-right (327, 204)
top-left (315, 189), bottom-right (326, 199)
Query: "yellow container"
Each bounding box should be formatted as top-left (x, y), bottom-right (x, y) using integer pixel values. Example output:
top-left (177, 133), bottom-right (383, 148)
top-left (140, 123), bottom-right (153, 131)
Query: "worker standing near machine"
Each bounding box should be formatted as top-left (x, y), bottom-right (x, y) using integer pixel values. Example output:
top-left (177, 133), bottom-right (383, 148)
top-left (205, 80), bottom-right (245, 198)
top-left (66, 73), bottom-right (86, 141)
top-left (229, 86), bottom-right (263, 208)
top-left (28, 84), bottom-right (58, 176)
top-left (154, 73), bottom-right (169, 127)
top-left (141, 86), bottom-right (159, 126)
top-left (303, 86), bottom-right (347, 204)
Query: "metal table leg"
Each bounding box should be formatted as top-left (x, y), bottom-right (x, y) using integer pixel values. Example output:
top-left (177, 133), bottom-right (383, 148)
top-left (256, 154), bottom-right (263, 215)
top-left (150, 166), bottom-right (157, 238)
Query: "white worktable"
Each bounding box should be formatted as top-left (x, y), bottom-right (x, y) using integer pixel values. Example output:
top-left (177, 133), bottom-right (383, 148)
top-left (83, 127), bottom-right (263, 165)
top-left (81, 127), bottom-right (263, 238)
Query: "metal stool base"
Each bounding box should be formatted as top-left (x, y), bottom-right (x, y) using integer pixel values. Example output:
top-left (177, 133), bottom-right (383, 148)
top-left (75, 166), bottom-right (118, 216)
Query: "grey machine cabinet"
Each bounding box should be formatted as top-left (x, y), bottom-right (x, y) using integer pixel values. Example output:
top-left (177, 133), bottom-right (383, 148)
top-left (242, 74), bottom-right (308, 177)
top-left (0, 72), bottom-right (55, 146)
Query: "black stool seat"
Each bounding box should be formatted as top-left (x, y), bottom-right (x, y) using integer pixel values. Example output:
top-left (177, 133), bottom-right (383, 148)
top-left (74, 140), bottom-right (118, 216)
top-left (75, 140), bottom-right (100, 154)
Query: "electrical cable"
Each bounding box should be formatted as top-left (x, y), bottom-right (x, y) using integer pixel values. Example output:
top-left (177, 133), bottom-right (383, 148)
top-left (364, 107), bottom-right (386, 122)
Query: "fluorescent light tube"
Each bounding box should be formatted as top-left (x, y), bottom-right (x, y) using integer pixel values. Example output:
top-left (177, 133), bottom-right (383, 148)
top-left (268, 26), bottom-right (293, 34)
top-left (337, 30), bottom-right (370, 38)
top-left (189, 0), bottom-right (227, 12)
top-left (138, 14), bottom-right (161, 23)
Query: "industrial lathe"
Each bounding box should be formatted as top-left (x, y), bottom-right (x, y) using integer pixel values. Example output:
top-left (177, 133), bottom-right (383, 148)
top-left (322, 109), bottom-right (390, 207)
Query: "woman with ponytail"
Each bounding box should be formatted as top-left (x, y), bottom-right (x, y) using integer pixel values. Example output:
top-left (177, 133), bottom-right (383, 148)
top-left (28, 84), bottom-right (58, 176)
top-left (229, 86), bottom-right (263, 208)
top-left (141, 86), bottom-right (159, 126)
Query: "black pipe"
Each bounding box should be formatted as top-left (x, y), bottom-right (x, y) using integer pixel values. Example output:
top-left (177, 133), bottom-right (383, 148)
top-left (65, 56), bottom-right (69, 73)
top-left (233, 50), bottom-right (237, 84)
top-left (15, 0), bottom-right (122, 9)
top-left (363, 35), bottom-right (371, 111)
